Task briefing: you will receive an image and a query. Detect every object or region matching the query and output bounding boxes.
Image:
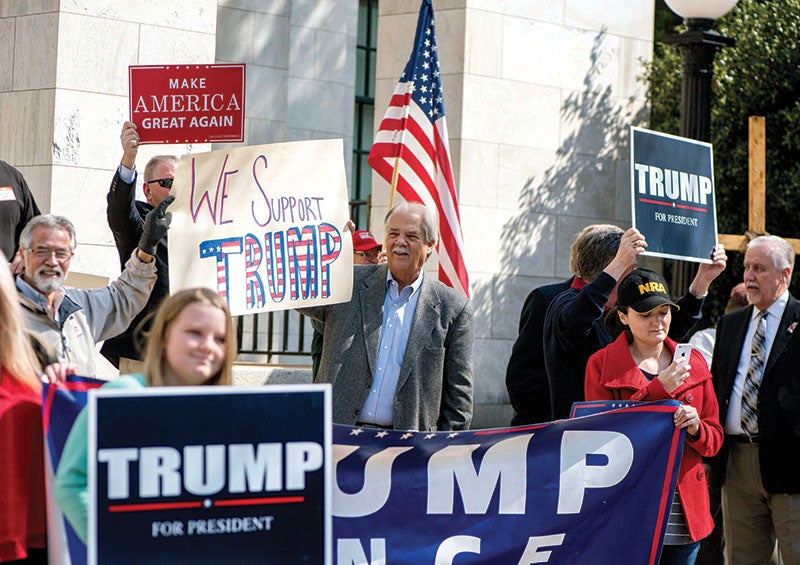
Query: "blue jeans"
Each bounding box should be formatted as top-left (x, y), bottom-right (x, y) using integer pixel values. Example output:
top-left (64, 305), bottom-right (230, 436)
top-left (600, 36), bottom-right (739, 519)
top-left (659, 541), bottom-right (701, 565)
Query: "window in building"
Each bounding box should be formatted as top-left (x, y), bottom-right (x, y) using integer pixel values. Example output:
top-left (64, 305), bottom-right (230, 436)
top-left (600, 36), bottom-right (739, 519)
top-left (351, 0), bottom-right (378, 228)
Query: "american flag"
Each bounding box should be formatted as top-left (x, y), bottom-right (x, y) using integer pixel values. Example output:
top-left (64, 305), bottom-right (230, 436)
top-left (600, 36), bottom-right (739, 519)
top-left (367, 0), bottom-right (469, 297)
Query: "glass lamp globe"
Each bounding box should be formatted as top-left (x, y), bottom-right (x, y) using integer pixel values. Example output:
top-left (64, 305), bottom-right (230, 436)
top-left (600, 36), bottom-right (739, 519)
top-left (664, 0), bottom-right (738, 20)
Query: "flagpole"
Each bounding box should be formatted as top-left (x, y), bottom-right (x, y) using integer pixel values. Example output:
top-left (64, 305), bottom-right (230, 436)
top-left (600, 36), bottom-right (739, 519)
top-left (388, 156), bottom-right (401, 209)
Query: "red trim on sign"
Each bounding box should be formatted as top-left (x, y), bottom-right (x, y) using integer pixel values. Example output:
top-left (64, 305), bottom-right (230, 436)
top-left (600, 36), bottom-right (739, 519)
top-left (108, 501), bottom-right (203, 513)
top-left (648, 427), bottom-right (684, 565)
top-left (638, 198), bottom-right (707, 213)
top-left (214, 496), bottom-right (305, 507)
top-left (107, 496), bottom-right (306, 513)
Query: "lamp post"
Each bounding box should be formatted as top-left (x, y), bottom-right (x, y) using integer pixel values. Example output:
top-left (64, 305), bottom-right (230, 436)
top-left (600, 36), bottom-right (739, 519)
top-left (662, 0), bottom-right (738, 292)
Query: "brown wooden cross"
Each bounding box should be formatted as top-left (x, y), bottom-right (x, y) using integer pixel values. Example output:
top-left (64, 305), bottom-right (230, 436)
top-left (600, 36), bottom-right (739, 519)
top-left (717, 116), bottom-right (800, 254)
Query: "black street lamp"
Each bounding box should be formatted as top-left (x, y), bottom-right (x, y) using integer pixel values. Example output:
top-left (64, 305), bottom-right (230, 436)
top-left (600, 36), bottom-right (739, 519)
top-left (662, 0), bottom-right (738, 292)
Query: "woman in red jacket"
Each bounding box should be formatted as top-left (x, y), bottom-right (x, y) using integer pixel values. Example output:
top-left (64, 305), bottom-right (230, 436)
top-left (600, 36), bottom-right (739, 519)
top-left (0, 250), bottom-right (47, 564)
top-left (585, 268), bottom-right (723, 565)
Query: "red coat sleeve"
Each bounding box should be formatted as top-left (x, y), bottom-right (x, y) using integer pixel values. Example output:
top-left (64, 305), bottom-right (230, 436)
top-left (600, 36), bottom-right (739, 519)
top-left (684, 375), bottom-right (724, 458)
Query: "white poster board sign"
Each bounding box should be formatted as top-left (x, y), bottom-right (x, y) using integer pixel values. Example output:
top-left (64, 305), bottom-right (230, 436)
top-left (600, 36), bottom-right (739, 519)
top-left (168, 139), bottom-right (352, 315)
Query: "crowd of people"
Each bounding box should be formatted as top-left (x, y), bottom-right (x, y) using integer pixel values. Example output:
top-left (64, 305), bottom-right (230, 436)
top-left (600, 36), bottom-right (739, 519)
top-left (1, 121), bottom-right (799, 564)
top-left (508, 225), bottom-right (800, 564)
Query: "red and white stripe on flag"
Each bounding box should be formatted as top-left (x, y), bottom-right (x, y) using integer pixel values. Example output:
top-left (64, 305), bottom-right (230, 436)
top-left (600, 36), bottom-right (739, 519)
top-left (367, 0), bottom-right (469, 298)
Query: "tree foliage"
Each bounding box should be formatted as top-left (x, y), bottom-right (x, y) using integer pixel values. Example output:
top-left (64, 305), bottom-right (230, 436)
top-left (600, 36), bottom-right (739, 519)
top-left (646, 0), bottom-right (800, 323)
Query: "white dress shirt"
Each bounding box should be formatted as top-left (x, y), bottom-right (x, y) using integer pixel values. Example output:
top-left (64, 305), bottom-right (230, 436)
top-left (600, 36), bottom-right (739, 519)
top-left (724, 291), bottom-right (789, 434)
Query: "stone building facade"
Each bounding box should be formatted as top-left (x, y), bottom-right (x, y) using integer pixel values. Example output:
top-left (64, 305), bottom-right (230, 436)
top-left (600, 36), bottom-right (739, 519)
top-left (0, 0), bottom-right (654, 428)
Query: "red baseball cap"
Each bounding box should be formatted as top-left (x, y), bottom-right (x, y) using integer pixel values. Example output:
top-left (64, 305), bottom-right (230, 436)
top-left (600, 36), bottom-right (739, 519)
top-left (352, 230), bottom-right (381, 251)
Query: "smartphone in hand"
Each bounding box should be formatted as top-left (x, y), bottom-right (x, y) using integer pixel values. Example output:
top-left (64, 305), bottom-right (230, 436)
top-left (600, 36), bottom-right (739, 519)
top-left (673, 343), bottom-right (692, 366)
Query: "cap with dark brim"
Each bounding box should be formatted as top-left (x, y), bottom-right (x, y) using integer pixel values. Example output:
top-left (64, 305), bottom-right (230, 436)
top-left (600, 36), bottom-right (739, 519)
top-left (629, 295), bottom-right (680, 313)
top-left (617, 268), bottom-right (680, 313)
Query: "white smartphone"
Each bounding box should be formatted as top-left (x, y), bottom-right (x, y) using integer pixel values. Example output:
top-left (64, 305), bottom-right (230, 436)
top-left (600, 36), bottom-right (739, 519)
top-left (673, 343), bottom-right (692, 366)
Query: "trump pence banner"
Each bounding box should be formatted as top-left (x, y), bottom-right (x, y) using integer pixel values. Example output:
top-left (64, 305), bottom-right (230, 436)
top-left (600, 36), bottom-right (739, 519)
top-left (630, 126), bottom-right (718, 263)
top-left (168, 139), bottom-right (352, 316)
top-left (43, 385), bottom-right (683, 565)
top-left (42, 376), bottom-right (106, 565)
top-left (334, 401), bottom-right (684, 564)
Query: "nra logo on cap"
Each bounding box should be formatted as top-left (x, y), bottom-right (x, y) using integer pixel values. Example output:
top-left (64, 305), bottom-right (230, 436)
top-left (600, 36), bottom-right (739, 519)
top-left (638, 282), bottom-right (666, 295)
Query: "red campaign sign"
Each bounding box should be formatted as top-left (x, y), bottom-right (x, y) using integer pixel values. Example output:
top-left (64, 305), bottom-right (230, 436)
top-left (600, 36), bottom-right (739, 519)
top-left (129, 64), bottom-right (246, 144)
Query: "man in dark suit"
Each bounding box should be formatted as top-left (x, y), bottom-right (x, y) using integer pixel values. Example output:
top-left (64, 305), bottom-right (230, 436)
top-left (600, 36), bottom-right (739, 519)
top-left (505, 280), bottom-right (571, 425)
top-left (505, 225), bottom-right (601, 425)
top-left (710, 235), bottom-right (800, 564)
top-left (102, 122), bottom-right (176, 373)
top-left (300, 202), bottom-right (473, 432)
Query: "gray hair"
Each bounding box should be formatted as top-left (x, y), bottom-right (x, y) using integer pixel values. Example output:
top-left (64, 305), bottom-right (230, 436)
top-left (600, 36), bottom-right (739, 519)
top-left (19, 214), bottom-right (77, 251)
top-left (144, 155), bottom-right (179, 182)
top-left (572, 224), bottom-right (624, 281)
top-left (747, 235), bottom-right (795, 274)
top-left (384, 201), bottom-right (439, 247)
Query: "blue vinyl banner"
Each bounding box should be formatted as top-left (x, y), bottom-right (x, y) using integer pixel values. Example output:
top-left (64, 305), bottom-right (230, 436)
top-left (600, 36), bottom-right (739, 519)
top-left (333, 400), bottom-right (684, 565)
top-left (42, 376), bottom-right (106, 565)
top-left (44, 384), bottom-right (683, 565)
top-left (630, 126), bottom-right (718, 263)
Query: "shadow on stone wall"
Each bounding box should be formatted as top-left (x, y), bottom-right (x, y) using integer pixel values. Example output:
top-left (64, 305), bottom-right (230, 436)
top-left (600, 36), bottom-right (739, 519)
top-left (474, 31), bottom-right (650, 427)
top-left (496, 30), bottom-right (649, 311)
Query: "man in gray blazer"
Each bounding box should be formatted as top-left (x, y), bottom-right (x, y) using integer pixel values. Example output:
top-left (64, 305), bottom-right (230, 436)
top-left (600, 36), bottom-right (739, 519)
top-left (300, 202), bottom-right (473, 431)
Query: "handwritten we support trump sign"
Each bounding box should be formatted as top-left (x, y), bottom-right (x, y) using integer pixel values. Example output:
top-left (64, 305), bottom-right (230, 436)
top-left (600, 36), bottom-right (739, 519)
top-left (168, 139), bottom-right (353, 316)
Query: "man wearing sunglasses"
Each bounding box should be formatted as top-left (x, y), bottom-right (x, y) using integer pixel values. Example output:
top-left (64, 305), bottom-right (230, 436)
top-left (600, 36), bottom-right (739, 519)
top-left (102, 121), bottom-right (177, 374)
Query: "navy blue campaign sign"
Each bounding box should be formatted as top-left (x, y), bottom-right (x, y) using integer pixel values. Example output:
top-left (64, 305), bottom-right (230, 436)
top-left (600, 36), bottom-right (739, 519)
top-left (333, 400), bottom-right (684, 564)
top-left (86, 385), bottom-right (331, 565)
top-left (630, 127), bottom-right (718, 263)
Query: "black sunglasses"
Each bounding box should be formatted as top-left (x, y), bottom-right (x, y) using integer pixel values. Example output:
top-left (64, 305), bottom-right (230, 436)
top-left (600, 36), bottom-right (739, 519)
top-left (145, 177), bottom-right (173, 189)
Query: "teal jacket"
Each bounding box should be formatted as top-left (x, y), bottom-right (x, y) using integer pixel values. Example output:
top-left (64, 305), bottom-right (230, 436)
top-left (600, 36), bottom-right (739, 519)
top-left (54, 374), bottom-right (146, 543)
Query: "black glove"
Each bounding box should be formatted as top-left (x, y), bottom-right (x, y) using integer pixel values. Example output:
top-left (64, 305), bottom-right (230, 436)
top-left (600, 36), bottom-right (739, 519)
top-left (138, 195), bottom-right (174, 256)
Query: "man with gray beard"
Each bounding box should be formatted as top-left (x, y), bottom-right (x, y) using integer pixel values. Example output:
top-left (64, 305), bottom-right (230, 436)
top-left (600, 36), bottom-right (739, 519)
top-left (15, 206), bottom-right (171, 376)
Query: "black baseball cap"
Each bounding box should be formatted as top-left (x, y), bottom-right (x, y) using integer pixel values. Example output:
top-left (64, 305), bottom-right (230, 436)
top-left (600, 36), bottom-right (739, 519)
top-left (616, 268), bottom-right (680, 313)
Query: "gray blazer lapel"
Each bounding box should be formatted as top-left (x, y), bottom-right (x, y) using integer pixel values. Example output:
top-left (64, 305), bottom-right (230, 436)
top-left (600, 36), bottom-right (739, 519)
top-left (396, 276), bottom-right (441, 391)
top-left (360, 265), bottom-right (388, 375)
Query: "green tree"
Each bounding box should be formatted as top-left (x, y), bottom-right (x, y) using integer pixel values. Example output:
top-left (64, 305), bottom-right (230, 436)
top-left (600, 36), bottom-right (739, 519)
top-left (646, 0), bottom-right (800, 324)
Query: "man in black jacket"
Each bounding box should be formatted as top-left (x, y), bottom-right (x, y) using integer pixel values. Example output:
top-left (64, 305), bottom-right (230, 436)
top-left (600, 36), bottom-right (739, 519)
top-left (101, 121), bottom-right (176, 372)
top-left (505, 225), bottom-right (599, 425)
top-left (710, 235), bottom-right (800, 564)
top-left (1, 160), bottom-right (41, 271)
top-left (544, 225), bottom-right (727, 420)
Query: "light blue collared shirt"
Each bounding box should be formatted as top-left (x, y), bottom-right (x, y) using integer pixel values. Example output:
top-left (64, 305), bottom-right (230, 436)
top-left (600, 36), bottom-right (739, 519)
top-left (359, 270), bottom-right (425, 426)
top-left (118, 163), bottom-right (136, 183)
top-left (724, 291), bottom-right (789, 434)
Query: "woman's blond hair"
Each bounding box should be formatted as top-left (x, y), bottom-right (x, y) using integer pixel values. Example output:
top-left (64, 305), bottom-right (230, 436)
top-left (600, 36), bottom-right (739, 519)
top-left (141, 288), bottom-right (236, 387)
top-left (0, 250), bottom-right (42, 390)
